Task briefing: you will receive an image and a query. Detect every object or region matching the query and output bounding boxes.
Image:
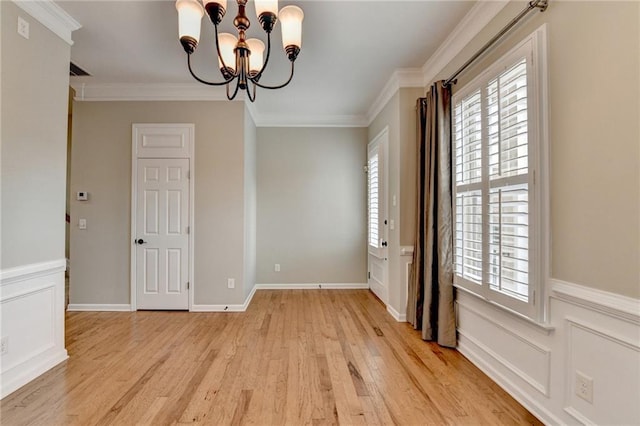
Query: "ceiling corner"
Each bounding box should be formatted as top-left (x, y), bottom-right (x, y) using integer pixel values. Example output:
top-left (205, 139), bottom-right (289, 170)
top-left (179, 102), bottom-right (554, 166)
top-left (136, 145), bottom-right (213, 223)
top-left (13, 0), bottom-right (81, 46)
top-left (421, 0), bottom-right (510, 86)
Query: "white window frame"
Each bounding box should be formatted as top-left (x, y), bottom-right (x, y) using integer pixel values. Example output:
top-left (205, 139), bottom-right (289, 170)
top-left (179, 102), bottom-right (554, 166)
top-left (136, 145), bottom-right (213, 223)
top-left (452, 26), bottom-right (550, 321)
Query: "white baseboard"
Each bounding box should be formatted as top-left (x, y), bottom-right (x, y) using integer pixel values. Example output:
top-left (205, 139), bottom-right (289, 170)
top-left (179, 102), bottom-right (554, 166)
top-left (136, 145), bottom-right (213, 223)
top-left (191, 284), bottom-right (257, 312)
top-left (386, 305), bottom-right (407, 322)
top-left (67, 304), bottom-right (132, 311)
top-left (1, 259), bottom-right (67, 399)
top-left (0, 349), bottom-right (68, 399)
top-left (254, 283), bottom-right (368, 290)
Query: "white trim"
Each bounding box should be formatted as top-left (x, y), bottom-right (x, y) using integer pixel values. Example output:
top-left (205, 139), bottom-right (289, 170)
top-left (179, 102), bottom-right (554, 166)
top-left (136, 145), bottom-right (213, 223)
top-left (130, 124), bottom-right (195, 312)
top-left (551, 279), bottom-right (640, 324)
top-left (563, 317), bottom-right (640, 424)
top-left (457, 328), bottom-right (549, 396)
top-left (457, 337), bottom-right (563, 426)
top-left (1, 349), bottom-right (68, 399)
top-left (0, 261), bottom-right (68, 399)
top-left (255, 283), bottom-right (368, 290)
top-left (70, 82), bottom-right (235, 102)
top-left (400, 246), bottom-right (414, 256)
top-left (366, 68), bottom-right (424, 125)
top-left (70, 83), bottom-right (367, 127)
top-left (421, 0), bottom-right (510, 86)
top-left (0, 259), bottom-right (66, 286)
top-left (386, 305), bottom-right (406, 322)
top-left (190, 284), bottom-right (257, 312)
top-left (66, 304), bottom-right (132, 312)
top-left (457, 299), bottom-right (551, 396)
top-left (251, 113), bottom-right (367, 128)
top-left (455, 285), bottom-right (555, 334)
top-left (12, 0), bottom-right (81, 46)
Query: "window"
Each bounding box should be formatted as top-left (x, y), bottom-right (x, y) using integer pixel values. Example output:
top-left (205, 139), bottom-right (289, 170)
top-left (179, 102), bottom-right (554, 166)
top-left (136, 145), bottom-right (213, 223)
top-left (452, 29), bottom-right (548, 319)
top-left (368, 149), bottom-right (379, 249)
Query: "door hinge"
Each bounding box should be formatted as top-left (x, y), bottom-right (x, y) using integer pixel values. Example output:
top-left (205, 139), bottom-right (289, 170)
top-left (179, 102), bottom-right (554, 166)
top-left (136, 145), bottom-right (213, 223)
top-left (368, 271), bottom-right (371, 279)
top-left (187, 170), bottom-right (190, 179)
top-left (186, 226), bottom-right (190, 234)
top-left (187, 281), bottom-right (190, 290)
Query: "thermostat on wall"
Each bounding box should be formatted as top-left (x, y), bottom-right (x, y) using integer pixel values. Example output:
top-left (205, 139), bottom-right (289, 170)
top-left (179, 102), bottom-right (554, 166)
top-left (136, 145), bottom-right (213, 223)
top-left (76, 191), bottom-right (88, 201)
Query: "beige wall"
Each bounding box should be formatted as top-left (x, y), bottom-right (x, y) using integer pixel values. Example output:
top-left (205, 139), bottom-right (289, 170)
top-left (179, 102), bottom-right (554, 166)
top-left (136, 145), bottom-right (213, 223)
top-left (399, 88), bottom-right (424, 246)
top-left (70, 101), bottom-right (251, 305)
top-left (256, 127), bottom-right (368, 284)
top-left (432, 1), bottom-right (640, 298)
top-left (1, 1), bottom-right (70, 269)
top-left (243, 106), bottom-right (257, 300)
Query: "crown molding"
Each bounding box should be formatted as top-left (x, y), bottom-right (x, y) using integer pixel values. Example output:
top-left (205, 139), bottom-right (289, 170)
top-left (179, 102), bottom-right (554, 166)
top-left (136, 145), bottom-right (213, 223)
top-left (365, 68), bottom-right (423, 125)
top-left (69, 82), bottom-right (236, 102)
top-left (252, 113), bottom-right (368, 128)
top-left (12, 0), bottom-right (81, 46)
top-left (421, 0), bottom-right (510, 86)
top-left (70, 82), bottom-right (366, 127)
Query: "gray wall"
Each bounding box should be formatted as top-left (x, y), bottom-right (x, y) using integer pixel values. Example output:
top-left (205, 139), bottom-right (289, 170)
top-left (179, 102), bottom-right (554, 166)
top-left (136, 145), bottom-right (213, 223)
top-left (432, 1), bottom-right (640, 298)
top-left (1, 1), bottom-right (70, 269)
top-left (70, 101), bottom-right (251, 305)
top-left (256, 127), bottom-right (368, 284)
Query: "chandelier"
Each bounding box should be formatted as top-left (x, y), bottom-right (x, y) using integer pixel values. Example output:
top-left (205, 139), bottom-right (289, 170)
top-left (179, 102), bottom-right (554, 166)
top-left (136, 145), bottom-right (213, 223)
top-left (176, 0), bottom-right (304, 102)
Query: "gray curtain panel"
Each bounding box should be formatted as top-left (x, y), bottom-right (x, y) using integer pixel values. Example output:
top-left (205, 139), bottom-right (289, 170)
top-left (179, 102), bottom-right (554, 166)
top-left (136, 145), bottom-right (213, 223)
top-left (407, 81), bottom-right (456, 348)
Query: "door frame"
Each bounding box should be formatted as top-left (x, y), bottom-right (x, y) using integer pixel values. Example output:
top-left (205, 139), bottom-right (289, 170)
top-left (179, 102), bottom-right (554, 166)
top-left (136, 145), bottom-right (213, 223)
top-left (130, 123), bottom-right (195, 311)
top-left (367, 126), bottom-right (389, 303)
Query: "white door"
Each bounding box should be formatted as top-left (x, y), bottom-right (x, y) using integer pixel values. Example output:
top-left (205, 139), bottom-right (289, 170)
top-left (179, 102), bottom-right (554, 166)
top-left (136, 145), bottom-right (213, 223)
top-left (135, 158), bottom-right (190, 310)
top-left (367, 129), bottom-right (389, 303)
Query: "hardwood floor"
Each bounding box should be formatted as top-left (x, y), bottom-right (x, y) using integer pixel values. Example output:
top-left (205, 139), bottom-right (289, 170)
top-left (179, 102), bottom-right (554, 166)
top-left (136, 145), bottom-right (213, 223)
top-left (1, 290), bottom-right (541, 425)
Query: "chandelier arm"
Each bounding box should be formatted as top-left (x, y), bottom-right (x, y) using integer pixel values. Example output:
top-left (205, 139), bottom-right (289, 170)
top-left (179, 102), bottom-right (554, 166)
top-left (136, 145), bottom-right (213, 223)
top-left (187, 54), bottom-right (235, 86)
top-left (226, 75), bottom-right (242, 100)
top-left (246, 80), bottom-right (256, 102)
top-left (250, 61), bottom-right (295, 90)
top-left (252, 31), bottom-right (272, 81)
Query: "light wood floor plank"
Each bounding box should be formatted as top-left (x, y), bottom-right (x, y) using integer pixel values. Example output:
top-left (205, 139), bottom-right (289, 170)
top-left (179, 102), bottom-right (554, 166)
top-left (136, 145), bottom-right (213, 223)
top-left (0, 290), bottom-right (542, 425)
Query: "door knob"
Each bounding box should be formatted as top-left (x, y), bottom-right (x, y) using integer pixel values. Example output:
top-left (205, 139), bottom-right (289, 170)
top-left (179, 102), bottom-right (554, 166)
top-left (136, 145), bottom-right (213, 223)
top-left (135, 238), bottom-right (147, 245)
top-left (381, 241), bottom-right (388, 247)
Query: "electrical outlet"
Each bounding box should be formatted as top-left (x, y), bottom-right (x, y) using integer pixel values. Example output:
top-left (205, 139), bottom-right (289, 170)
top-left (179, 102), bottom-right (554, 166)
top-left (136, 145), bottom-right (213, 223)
top-left (227, 278), bottom-right (235, 289)
top-left (575, 371), bottom-right (594, 403)
top-left (17, 16), bottom-right (29, 39)
top-left (1, 337), bottom-right (8, 355)
top-left (274, 263), bottom-right (280, 272)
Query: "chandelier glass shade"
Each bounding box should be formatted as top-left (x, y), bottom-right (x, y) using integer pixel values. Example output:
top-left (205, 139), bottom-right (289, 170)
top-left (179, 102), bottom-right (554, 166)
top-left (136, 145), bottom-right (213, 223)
top-left (176, 0), bottom-right (304, 102)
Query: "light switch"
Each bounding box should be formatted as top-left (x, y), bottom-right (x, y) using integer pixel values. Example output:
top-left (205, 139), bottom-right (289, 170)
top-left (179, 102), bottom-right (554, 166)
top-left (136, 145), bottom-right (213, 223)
top-left (392, 195), bottom-right (397, 207)
top-left (78, 219), bottom-right (87, 230)
top-left (390, 220), bottom-right (395, 230)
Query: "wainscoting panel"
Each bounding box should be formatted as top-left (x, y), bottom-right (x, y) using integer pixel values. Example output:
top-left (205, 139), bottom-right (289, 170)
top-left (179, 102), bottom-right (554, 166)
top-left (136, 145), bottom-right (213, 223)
top-left (457, 299), bottom-right (551, 396)
top-left (563, 317), bottom-right (640, 425)
top-left (456, 279), bottom-right (640, 425)
top-left (0, 260), bottom-right (68, 399)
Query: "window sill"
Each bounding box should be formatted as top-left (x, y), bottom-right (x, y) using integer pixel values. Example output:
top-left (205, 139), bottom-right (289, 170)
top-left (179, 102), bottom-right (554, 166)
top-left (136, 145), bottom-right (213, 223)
top-left (454, 284), bottom-right (555, 335)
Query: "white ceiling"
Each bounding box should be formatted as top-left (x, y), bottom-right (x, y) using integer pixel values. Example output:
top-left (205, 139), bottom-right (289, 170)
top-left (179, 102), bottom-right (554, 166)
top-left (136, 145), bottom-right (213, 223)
top-left (58, 0), bottom-right (475, 124)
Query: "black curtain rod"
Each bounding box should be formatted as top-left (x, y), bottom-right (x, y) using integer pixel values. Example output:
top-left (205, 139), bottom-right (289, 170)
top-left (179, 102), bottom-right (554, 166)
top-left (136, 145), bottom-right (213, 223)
top-left (444, 0), bottom-right (549, 87)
